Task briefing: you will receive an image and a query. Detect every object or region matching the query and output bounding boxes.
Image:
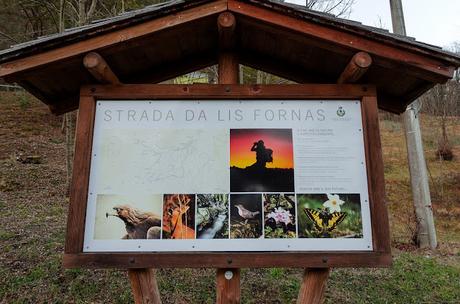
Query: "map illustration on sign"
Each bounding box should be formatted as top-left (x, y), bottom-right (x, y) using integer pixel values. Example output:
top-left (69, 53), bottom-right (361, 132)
top-left (83, 100), bottom-right (373, 252)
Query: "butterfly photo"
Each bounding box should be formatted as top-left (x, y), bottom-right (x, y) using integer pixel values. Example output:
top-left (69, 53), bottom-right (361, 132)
top-left (297, 194), bottom-right (363, 238)
top-left (303, 208), bottom-right (347, 237)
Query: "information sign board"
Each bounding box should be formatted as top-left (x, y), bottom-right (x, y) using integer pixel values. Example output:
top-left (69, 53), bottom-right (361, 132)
top-left (84, 99), bottom-right (372, 252)
top-left (63, 85), bottom-right (390, 268)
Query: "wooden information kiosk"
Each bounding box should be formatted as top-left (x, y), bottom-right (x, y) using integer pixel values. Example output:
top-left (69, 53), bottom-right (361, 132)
top-left (1, 1), bottom-right (459, 303)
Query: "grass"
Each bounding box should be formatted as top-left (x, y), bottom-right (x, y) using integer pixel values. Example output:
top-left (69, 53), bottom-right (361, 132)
top-left (0, 254), bottom-right (447, 303)
top-left (327, 253), bottom-right (460, 304)
top-left (0, 92), bottom-right (459, 303)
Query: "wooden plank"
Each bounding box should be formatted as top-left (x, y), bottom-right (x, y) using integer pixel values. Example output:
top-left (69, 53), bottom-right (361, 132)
top-left (239, 50), bottom-right (330, 84)
top-left (228, 0), bottom-right (454, 81)
top-left (296, 269), bottom-right (330, 304)
top-left (64, 95), bottom-right (96, 253)
top-left (128, 269), bottom-right (162, 304)
top-left (219, 53), bottom-right (239, 84)
top-left (216, 269), bottom-right (241, 304)
top-left (337, 52), bottom-right (372, 84)
top-left (63, 252), bottom-right (392, 269)
top-left (108, 52), bottom-right (216, 84)
top-left (81, 84), bottom-right (375, 99)
top-left (16, 79), bottom-right (57, 108)
top-left (361, 96), bottom-right (391, 253)
top-left (0, 0), bottom-right (227, 77)
top-left (83, 52), bottom-right (121, 85)
top-left (49, 83), bottom-right (372, 115)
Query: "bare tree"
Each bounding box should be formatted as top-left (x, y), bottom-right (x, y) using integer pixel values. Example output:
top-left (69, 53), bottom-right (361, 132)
top-left (420, 42), bottom-right (460, 160)
top-left (310, 0), bottom-right (355, 17)
top-left (420, 79), bottom-right (459, 161)
top-left (282, 0), bottom-right (356, 17)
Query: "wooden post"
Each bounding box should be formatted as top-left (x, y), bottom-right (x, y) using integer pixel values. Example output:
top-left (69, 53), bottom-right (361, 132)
top-left (217, 11), bottom-right (241, 304)
top-left (129, 268), bottom-right (162, 304)
top-left (216, 268), bottom-right (241, 304)
top-left (218, 12), bottom-right (239, 85)
top-left (296, 269), bottom-right (330, 304)
top-left (83, 52), bottom-right (161, 303)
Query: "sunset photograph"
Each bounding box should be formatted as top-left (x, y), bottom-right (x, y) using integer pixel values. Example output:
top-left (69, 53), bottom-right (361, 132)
top-left (230, 129), bottom-right (295, 192)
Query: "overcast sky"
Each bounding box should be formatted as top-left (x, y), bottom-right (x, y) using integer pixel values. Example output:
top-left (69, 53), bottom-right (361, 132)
top-left (285, 0), bottom-right (460, 49)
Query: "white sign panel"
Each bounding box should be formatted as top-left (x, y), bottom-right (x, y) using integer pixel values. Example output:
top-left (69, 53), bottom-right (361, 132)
top-left (83, 99), bottom-right (372, 252)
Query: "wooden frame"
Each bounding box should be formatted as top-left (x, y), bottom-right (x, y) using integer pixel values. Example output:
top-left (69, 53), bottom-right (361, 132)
top-left (63, 84), bottom-right (391, 269)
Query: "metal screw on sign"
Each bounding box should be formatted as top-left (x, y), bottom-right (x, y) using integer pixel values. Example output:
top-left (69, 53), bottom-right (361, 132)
top-left (224, 270), bottom-right (234, 280)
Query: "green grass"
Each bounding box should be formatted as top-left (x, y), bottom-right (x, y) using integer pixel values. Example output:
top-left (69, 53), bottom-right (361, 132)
top-left (2, 252), bottom-right (458, 303)
top-left (327, 254), bottom-right (460, 304)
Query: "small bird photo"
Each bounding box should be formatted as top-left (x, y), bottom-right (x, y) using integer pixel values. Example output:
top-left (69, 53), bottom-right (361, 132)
top-left (230, 194), bottom-right (263, 239)
top-left (297, 193), bottom-right (363, 238)
top-left (263, 194), bottom-right (296, 238)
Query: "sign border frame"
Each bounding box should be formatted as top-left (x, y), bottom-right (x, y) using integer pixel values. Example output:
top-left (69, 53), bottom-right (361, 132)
top-left (63, 84), bottom-right (391, 269)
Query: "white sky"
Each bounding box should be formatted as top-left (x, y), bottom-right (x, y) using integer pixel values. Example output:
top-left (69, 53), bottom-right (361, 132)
top-left (285, 0), bottom-right (460, 48)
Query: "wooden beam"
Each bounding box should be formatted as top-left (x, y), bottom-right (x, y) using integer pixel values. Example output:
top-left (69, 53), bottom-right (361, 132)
top-left (362, 95), bottom-right (391, 253)
top-left (0, 0), bottom-right (227, 77)
top-left (219, 53), bottom-right (239, 84)
top-left (83, 52), bottom-right (121, 85)
top-left (218, 11), bottom-right (236, 50)
top-left (79, 84), bottom-right (375, 99)
top-left (217, 24), bottom-right (241, 302)
top-left (296, 269), bottom-right (330, 304)
top-left (218, 12), bottom-right (239, 85)
top-left (64, 95), bottom-right (96, 254)
top-left (228, 0), bottom-right (455, 81)
top-left (337, 52), bottom-right (372, 84)
top-left (128, 268), bottom-right (162, 304)
top-left (63, 251), bottom-right (392, 269)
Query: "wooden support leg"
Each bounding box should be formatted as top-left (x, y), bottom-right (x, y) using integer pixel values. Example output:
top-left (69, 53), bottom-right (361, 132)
top-left (216, 11), bottom-right (241, 304)
top-left (296, 268), bottom-right (330, 304)
top-left (216, 268), bottom-right (241, 304)
top-left (128, 268), bottom-right (162, 304)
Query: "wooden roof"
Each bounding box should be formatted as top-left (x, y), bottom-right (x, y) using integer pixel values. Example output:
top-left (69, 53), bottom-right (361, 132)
top-left (0, 0), bottom-right (459, 114)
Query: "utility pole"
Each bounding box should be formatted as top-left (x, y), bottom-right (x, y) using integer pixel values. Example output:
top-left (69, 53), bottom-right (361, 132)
top-left (389, 0), bottom-right (437, 249)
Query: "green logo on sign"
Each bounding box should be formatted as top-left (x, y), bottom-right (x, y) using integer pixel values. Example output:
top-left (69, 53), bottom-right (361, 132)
top-left (337, 106), bottom-right (346, 117)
